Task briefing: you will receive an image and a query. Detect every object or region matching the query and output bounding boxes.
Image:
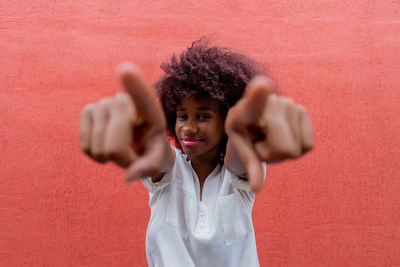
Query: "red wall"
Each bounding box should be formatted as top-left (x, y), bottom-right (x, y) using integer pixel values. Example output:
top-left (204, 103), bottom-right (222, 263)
top-left (1, 1), bottom-right (399, 266)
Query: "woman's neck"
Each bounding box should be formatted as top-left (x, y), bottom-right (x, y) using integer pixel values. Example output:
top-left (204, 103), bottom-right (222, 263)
top-left (188, 153), bottom-right (220, 191)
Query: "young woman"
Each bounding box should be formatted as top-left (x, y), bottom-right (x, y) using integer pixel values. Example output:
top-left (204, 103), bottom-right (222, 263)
top-left (79, 38), bottom-right (314, 267)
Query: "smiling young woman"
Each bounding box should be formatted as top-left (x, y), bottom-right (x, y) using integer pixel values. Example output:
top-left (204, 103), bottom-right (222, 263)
top-left (79, 38), bottom-right (313, 267)
top-left (175, 98), bottom-right (226, 191)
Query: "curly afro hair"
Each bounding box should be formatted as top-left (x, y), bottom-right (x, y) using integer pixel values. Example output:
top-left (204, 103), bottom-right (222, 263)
top-left (155, 37), bottom-right (265, 154)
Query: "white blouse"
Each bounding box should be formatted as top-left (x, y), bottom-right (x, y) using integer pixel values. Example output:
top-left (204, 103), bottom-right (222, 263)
top-left (141, 146), bottom-right (266, 267)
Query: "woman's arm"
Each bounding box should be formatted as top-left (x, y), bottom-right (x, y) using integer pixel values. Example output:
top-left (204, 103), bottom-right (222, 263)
top-left (225, 76), bottom-right (314, 192)
top-left (79, 62), bottom-right (175, 183)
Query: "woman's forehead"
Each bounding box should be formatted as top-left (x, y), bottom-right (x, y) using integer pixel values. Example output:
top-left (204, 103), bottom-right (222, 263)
top-left (177, 98), bottom-right (221, 111)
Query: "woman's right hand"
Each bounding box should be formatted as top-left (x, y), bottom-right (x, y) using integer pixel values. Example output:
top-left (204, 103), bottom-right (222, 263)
top-left (79, 63), bottom-right (174, 182)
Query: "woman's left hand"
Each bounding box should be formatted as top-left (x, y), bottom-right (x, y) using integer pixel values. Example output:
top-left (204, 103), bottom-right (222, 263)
top-left (225, 76), bottom-right (314, 192)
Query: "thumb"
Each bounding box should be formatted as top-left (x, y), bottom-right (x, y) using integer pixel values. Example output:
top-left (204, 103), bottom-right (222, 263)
top-left (124, 134), bottom-right (166, 182)
top-left (229, 132), bottom-right (265, 193)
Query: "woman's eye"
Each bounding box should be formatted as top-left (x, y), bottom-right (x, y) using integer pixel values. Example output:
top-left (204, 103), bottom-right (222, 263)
top-left (198, 114), bottom-right (211, 120)
top-left (177, 114), bottom-right (187, 120)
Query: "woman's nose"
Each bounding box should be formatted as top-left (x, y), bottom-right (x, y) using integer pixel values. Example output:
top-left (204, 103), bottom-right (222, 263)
top-left (182, 119), bottom-right (198, 134)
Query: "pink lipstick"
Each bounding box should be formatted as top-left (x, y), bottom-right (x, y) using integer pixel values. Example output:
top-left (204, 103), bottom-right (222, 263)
top-left (182, 137), bottom-right (200, 147)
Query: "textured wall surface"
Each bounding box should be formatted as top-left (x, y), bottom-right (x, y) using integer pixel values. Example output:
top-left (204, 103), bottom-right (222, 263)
top-left (1, 1), bottom-right (399, 266)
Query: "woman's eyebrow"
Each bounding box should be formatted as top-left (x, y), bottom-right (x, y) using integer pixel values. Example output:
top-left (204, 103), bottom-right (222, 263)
top-left (196, 107), bottom-right (214, 111)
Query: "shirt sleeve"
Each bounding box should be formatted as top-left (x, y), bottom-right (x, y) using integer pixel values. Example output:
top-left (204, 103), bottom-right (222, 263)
top-left (230, 162), bottom-right (267, 192)
top-left (141, 170), bottom-right (174, 193)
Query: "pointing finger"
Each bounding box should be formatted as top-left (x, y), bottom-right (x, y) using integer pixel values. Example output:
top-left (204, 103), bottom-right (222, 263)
top-left (117, 62), bottom-right (164, 125)
top-left (240, 76), bottom-right (275, 124)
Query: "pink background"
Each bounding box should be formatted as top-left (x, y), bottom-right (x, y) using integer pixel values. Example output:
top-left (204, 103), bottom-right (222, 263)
top-left (1, 1), bottom-right (399, 266)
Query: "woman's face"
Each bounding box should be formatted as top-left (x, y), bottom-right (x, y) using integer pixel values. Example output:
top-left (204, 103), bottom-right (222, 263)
top-left (175, 98), bottom-right (225, 162)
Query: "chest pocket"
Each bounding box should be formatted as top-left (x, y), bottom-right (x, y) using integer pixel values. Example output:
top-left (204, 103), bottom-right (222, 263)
top-left (218, 190), bottom-right (252, 246)
top-left (165, 180), bottom-right (194, 240)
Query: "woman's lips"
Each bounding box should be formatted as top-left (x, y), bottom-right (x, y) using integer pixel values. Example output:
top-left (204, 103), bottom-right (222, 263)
top-left (182, 137), bottom-right (200, 147)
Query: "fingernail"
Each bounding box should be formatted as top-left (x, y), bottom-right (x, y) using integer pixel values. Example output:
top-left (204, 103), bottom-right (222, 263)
top-left (117, 62), bottom-right (138, 76)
